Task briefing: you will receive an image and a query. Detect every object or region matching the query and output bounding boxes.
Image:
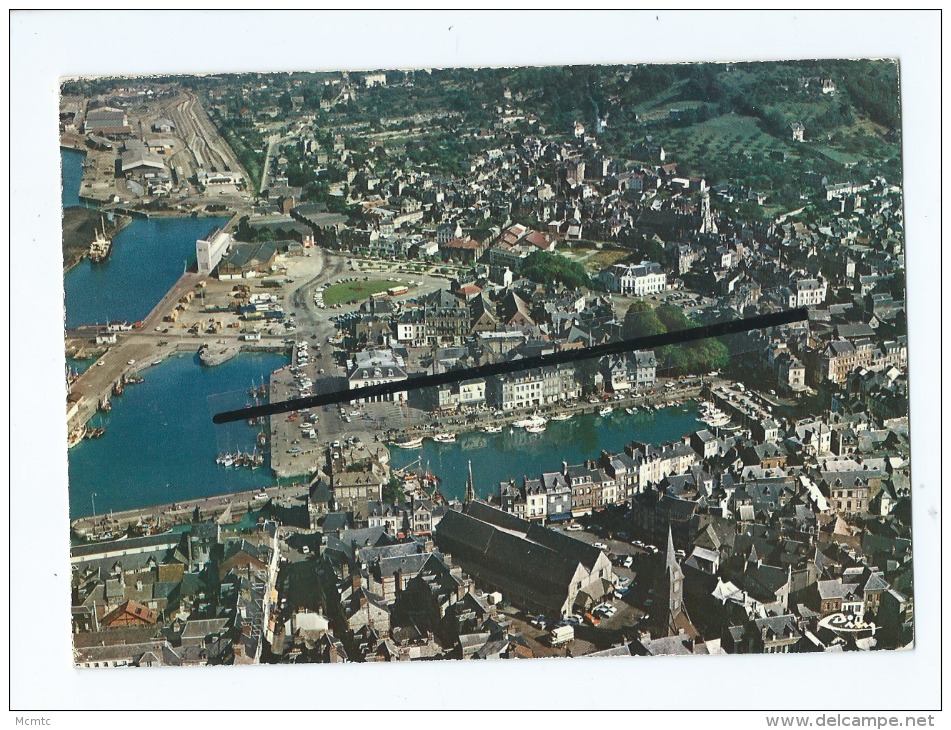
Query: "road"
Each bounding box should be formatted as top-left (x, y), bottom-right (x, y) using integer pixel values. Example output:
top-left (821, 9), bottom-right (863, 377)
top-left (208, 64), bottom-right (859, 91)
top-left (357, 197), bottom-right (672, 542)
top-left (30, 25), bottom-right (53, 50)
top-left (259, 134), bottom-right (281, 194)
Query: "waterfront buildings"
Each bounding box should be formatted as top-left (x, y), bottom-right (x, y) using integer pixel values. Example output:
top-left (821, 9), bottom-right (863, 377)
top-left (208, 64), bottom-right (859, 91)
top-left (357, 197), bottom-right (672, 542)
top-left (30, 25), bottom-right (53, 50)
top-left (347, 349), bottom-right (408, 403)
top-left (196, 227), bottom-right (233, 275)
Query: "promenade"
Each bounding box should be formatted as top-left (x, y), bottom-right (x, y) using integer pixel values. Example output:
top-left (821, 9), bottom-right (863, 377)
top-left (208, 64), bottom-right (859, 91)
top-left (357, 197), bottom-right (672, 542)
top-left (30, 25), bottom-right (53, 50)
top-left (70, 480), bottom-right (310, 539)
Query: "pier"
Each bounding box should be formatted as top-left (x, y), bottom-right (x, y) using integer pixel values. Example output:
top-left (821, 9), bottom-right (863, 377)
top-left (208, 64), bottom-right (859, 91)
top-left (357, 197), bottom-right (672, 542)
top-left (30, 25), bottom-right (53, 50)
top-left (69, 481), bottom-right (310, 541)
top-left (66, 271), bottom-right (206, 430)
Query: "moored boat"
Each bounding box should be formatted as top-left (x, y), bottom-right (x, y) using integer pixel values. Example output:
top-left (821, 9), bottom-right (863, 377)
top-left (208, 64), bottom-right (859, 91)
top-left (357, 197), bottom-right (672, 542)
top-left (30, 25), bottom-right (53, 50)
top-left (550, 412), bottom-right (573, 422)
top-left (514, 413), bottom-right (547, 429)
top-left (395, 436), bottom-right (424, 449)
top-left (67, 426), bottom-right (87, 448)
top-left (433, 433), bottom-right (457, 443)
top-left (88, 220), bottom-right (112, 263)
top-left (598, 405), bottom-right (613, 416)
top-left (481, 425), bottom-right (503, 433)
top-left (525, 423), bottom-right (546, 434)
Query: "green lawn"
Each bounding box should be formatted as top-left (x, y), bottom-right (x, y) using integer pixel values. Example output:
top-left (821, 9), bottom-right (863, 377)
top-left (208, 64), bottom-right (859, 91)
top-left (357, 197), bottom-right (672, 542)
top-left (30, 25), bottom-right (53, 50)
top-left (322, 279), bottom-right (405, 306)
top-left (813, 145), bottom-right (861, 165)
top-left (666, 113), bottom-right (778, 152)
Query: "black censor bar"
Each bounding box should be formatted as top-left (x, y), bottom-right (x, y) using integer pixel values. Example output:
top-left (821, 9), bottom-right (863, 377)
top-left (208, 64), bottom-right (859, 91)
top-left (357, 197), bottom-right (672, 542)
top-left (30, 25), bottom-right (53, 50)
top-left (212, 308), bottom-right (808, 425)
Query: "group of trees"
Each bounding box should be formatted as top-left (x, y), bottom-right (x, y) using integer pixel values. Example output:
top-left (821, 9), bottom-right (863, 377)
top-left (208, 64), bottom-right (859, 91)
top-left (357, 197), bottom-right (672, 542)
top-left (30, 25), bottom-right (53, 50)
top-left (520, 251), bottom-right (591, 290)
top-left (622, 301), bottom-right (730, 376)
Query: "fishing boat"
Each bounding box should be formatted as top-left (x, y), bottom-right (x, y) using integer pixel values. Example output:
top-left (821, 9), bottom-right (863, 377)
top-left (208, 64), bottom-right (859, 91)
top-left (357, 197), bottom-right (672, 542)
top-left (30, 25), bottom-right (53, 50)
top-left (598, 405), bottom-right (613, 416)
top-left (395, 436), bottom-right (424, 449)
top-left (97, 397), bottom-right (111, 413)
top-left (525, 423), bottom-right (546, 434)
top-left (550, 413), bottom-right (573, 422)
top-left (433, 433), bottom-right (457, 443)
top-left (699, 403), bottom-right (731, 427)
top-left (705, 413), bottom-right (731, 428)
top-left (113, 380), bottom-right (124, 397)
top-left (481, 425), bottom-right (503, 433)
top-left (67, 426), bottom-right (86, 448)
top-left (88, 219), bottom-right (112, 263)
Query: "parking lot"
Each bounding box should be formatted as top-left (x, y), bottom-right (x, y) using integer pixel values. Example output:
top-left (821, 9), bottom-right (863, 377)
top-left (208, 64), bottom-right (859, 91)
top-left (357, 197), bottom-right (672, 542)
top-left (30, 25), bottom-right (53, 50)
top-left (510, 524), bottom-right (660, 655)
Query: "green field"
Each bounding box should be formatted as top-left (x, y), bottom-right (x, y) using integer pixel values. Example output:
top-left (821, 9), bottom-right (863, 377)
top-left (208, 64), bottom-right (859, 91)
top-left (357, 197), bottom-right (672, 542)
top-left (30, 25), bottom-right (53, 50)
top-left (665, 113), bottom-right (783, 159)
top-left (561, 246), bottom-right (631, 275)
top-left (322, 279), bottom-right (410, 306)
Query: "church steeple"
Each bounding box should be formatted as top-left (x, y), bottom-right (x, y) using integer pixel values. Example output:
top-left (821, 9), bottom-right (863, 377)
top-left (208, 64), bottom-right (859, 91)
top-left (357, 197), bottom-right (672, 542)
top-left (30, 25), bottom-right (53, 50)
top-left (699, 189), bottom-right (718, 235)
top-left (664, 525), bottom-right (684, 634)
top-left (465, 459), bottom-right (476, 504)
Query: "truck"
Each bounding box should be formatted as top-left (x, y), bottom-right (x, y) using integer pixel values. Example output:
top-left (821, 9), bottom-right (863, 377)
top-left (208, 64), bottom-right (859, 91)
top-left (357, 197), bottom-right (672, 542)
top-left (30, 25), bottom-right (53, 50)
top-left (550, 625), bottom-right (575, 646)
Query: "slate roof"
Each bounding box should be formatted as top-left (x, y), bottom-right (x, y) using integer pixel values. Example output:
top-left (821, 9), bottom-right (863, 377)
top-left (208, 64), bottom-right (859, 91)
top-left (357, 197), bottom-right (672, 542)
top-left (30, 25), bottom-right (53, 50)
top-left (434, 503), bottom-right (603, 612)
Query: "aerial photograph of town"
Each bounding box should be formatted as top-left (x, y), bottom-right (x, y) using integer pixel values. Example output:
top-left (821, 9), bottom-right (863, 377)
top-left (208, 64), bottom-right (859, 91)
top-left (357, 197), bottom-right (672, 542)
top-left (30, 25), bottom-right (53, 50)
top-left (60, 58), bottom-right (913, 668)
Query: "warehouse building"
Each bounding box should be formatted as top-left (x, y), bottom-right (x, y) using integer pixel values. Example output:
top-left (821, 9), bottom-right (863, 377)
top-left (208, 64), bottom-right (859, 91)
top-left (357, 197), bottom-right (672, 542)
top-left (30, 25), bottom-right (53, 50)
top-left (217, 240), bottom-right (279, 280)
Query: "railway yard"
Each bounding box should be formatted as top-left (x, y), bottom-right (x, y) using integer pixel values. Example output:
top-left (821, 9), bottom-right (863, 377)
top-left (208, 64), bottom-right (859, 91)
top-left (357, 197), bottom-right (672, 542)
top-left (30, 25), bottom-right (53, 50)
top-left (61, 88), bottom-right (253, 212)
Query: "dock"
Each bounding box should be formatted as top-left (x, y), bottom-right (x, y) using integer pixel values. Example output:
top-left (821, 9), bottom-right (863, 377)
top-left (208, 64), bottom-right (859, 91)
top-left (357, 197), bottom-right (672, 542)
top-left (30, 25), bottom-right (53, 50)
top-left (66, 272), bottom-right (206, 431)
top-left (69, 481), bottom-right (310, 542)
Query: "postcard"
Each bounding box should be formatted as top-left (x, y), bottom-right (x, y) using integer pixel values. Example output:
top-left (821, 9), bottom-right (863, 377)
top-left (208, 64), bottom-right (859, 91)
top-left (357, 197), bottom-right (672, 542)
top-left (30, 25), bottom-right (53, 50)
top-left (62, 59), bottom-right (912, 668)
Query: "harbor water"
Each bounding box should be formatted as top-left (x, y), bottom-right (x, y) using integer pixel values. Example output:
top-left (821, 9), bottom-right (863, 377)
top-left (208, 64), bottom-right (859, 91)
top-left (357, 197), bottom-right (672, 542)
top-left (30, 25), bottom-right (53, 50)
top-left (67, 351), bottom-right (288, 519)
top-left (60, 149), bottom-right (703, 521)
top-left (389, 404), bottom-right (703, 502)
top-left (61, 148), bottom-right (87, 208)
top-left (63, 215), bottom-right (228, 329)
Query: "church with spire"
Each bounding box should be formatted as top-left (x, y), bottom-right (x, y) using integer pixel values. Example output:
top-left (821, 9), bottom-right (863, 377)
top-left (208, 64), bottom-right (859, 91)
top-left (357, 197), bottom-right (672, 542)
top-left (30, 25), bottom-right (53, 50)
top-left (658, 525), bottom-right (699, 640)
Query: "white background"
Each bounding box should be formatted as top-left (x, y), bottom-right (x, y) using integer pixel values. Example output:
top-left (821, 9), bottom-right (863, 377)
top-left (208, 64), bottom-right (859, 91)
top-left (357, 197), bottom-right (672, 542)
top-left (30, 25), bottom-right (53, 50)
top-left (7, 9), bottom-right (943, 716)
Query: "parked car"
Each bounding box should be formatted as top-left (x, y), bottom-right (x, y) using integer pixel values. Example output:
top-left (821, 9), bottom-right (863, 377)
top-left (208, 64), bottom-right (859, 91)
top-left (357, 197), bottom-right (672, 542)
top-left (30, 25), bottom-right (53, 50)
top-left (594, 542), bottom-right (608, 550)
top-left (567, 524), bottom-right (582, 532)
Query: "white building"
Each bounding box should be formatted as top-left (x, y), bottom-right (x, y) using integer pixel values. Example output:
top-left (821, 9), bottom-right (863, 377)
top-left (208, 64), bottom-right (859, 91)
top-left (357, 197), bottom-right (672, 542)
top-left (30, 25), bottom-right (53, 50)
top-left (196, 228), bottom-right (233, 276)
top-left (599, 261), bottom-right (667, 296)
top-left (792, 278), bottom-right (828, 308)
top-left (363, 73), bottom-right (387, 88)
top-left (348, 349), bottom-right (408, 403)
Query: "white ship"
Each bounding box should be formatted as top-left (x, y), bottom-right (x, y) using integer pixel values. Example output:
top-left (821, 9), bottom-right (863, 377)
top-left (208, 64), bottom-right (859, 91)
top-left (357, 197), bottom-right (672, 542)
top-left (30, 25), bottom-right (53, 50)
top-left (88, 219), bottom-right (112, 263)
top-left (513, 413), bottom-right (547, 429)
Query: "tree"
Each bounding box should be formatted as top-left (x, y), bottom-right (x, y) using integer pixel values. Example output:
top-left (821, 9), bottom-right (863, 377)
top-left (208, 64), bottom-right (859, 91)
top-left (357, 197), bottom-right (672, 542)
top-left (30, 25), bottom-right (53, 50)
top-left (623, 301), bottom-right (666, 339)
top-left (521, 251), bottom-right (591, 290)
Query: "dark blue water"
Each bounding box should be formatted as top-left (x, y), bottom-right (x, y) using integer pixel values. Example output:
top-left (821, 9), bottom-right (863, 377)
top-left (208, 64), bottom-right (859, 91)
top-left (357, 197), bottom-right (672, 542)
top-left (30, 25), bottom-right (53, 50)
top-left (63, 216), bottom-right (228, 328)
top-left (389, 404), bottom-right (702, 501)
top-left (68, 351), bottom-right (288, 519)
top-left (61, 147), bottom-right (86, 208)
